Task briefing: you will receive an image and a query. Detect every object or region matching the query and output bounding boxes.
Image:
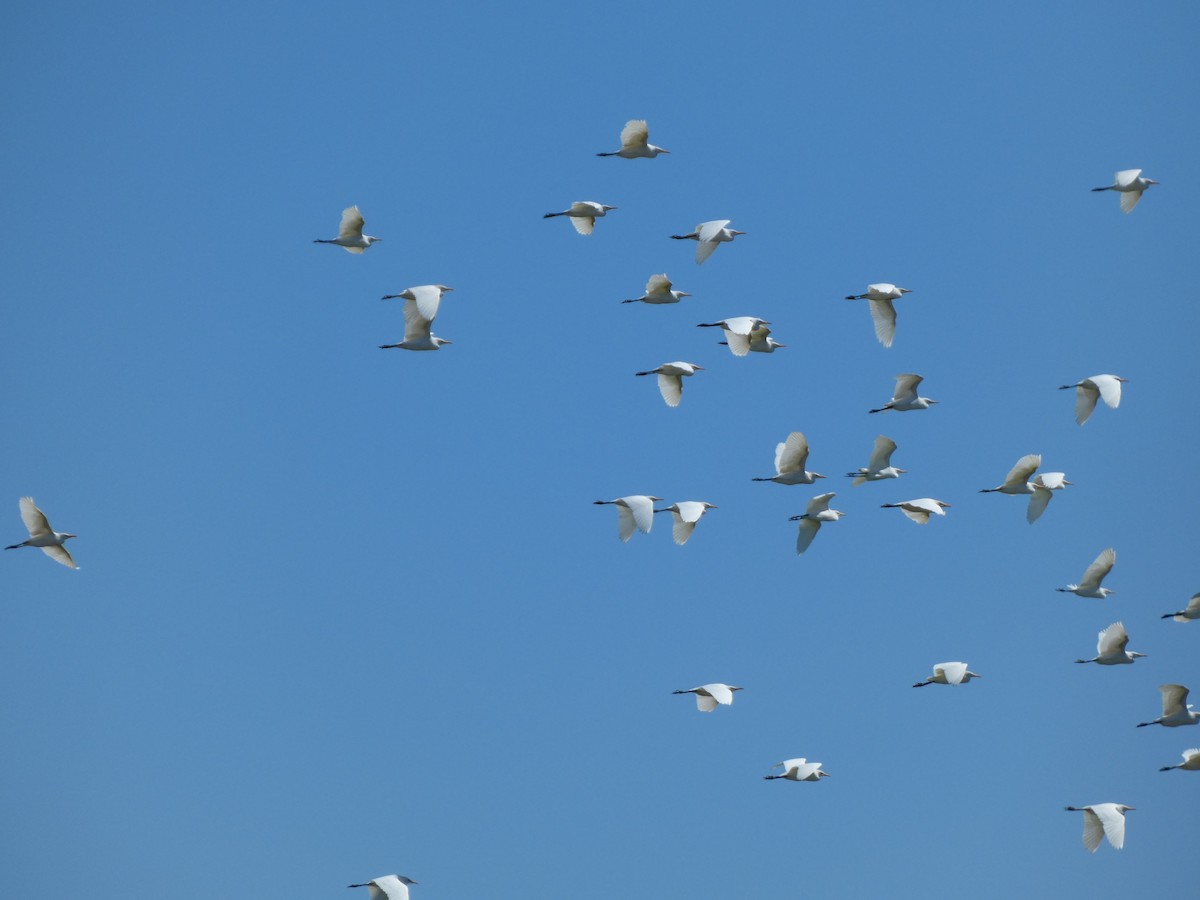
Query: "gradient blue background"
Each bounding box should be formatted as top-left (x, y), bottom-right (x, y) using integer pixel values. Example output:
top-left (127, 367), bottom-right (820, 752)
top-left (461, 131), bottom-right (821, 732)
top-left (3, 2), bottom-right (1198, 897)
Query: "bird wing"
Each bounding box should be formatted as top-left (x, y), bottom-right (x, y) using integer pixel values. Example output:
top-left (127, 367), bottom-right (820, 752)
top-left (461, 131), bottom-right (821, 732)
top-left (938, 662), bottom-right (968, 685)
top-left (1026, 485), bottom-right (1053, 523)
top-left (624, 496), bottom-right (656, 535)
top-left (775, 433), bottom-right (810, 474)
top-left (695, 692), bottom-right (719, 712)
top-left (1003, 454), bottom-right (1041, 487)
top-left (867, 436), bottom-right (897, 471)
top-left (1079, 548), bottom-right (1115, 592)
top-left (694, 239), bottom-right (719, 264)
top-left (697, 220), bottom-right (730, 242)
top-left (1091, 375), bottom-right (1123, 409)
top-left (1094, 805), bottom-right (1127, 850)
top-left (671, 511), bottom-right (697, 546)
top-left (406, 285), bottom-right (444, 323)
top-left (1035, 472), bottom-right (1069, 490)
top-left (674, 502), bottom-right (706, 524)
top-left (371, 877), bottom-right (410, 900)
top-left (1187, 593), bottom-right (1200, 615)
top-left (1119, 190), bottom-right (1143, 213)
top-left (615, 505), bottom-right (637, 543)
top-left (1162, 684), bottom-right (1189, 717)
top-left (18, 496), bottom-right (52, 538)
top-left (703, 683), bottom-right (734, 706)
top-left (1097, 622), bottom-right (1128, 655)
top-left (781, 759), bottom-right (805, 777)
top-left (1081, 808), bottom-right (1105, 852)
top-left (1074, 382), bottom-right (1100, 424)
top-left (571, 215), bottom-right (596, 235)
top-left (40, 544), bottom-right (78, 569)
top-left (867, 299), bottom-right (897, 347)
top-left (1115, 169), bottom-right (1142, 187)
top-left (807, 492), bottom-right (835, 515)
top-left (724, 329), bottom-right (751, 356)
top-left (402, 301), bottom-right (435, 343)
top-left (338, 205), bottom-right (366, 240)
top-left (657, 373), bottom-right (683, 407)
top-left (620, 119), bottom-right (650, 150)
top-left (900, 505), bottom-right (931, 525)
top-left (795, 517), bottom-right (821, 554)
top-left (892, 373), bottom-right (923, 401)
top-left (646, 273), bottom-right (672, 295)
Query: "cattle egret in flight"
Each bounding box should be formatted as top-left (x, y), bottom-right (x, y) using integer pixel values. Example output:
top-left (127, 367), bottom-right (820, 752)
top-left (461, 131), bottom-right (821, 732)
top-left (868, 374), bottom-right (937, 413)
top-left (1162, 592), bottom-right (1200, 623)
top-left (789, 492), bottom-right (845, 554)
top-left (544, 201), bottom-right (616, 235)
top-left (844, 283), bottom-right (912, 348)
top-left (314, 205), bottom-right (380, 253)
top-left (1064, 804), bottom-right (1133, 852)
top-left (1057, 548), bottom-right (1116, 598)
top-left (979, 454), bottom-right (1069, 523)
top-left (348, 875), bottom-right (417, 900)
top-left (1159, 749), bottom-right (1200, 772)
top-left (764, 759), bottom-right (830, 782)
top-left (381, 284), bottom-right (452, 320)
top-left (913, 661), bottom-right (980, 687)
top-left (1059, 375), bottom-right (1127, 425)
top-left (1137, 684), bottom-right (1200, 728)
top-left (697, 317), bottom-right (772, 357)
top-left (670, 220), bottom-right (744, 264)
top-left (592, 495), bottom-right (663, 543)
top-left (622, 274), bottom-right (690, 304)
top-left (846, 436), bottom-right (905, 485)
top-left (673, 683), bottom-right (742, 712)
top-left (379, 286), bottom-right (453, 351)
top-left (752, 432), bottom-right (825, 485)
top-left (654, 501), bottom-right (717, 545)
top-left (882, 498), bottom-right (950, 525)
top-left (5, 497), bottom-right (78, 569)
top-left (596, 119), bottom-right (669, 158)
top-left (635, 361), bottom-right (703, 407)
top-left (1091, 169), bottom-right (1158, 213)
top-left (1075, 622), bottom-right (1144, 665)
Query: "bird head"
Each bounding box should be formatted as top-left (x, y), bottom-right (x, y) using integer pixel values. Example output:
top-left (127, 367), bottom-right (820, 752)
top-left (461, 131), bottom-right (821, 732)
top-left (433, 338), bottom-right (453, 346)
top-left (363, 236), bottom-right (381, 245)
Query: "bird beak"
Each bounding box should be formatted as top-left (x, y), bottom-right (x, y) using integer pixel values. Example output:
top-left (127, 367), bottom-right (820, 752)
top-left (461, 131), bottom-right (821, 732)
top-left (900, 288), bottom-right (913, 293)
top-left (814, 473), bottom-right (826, 479)
top-left (773, 342), bottom-right (787, 348)
top-left (660, 148), bottom-right (672, 154)
top-left (440, 339), bottom-right (454, 345)
top-left (680, 292), bottom-right (692, 297)
top-left (733, 230), bottom-right (746, 235)
top-left (928, 399), bottom-right (940, 404)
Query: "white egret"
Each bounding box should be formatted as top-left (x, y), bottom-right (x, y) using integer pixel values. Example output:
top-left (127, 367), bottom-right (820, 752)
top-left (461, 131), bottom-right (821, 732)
top-left (379, 289), bottom-right (452, 351)
top-left (1058, 375), bottom-right (1127, 425)
top-left (752, 432), bottom-right (825, 485)
top-left (622, 274), bottom-right (690, 304)
top-left (314, 205), bottom-right (380, 253)
top-left (381, 285), bottom-right (452, 321)
top-left (592, 495), bottom-right (663, 543)
top-left (844, 283), bottom-right (912, 348)
top-left (635, 361), bottom-right (703, 407)
top-left (764, 758), bottom-right (830, 782)
top-left (1075, 622), bottom-right (1144, 665)
top-left (672, 683), bottom-right (742, 712)
top-left (881, 498), bottom-right (950, 525)
top-left (1162, 592), bottom-right (1200, 622)
top-left (670, 220), bottom-right (744, 264)
top-left (654, 501), bottom-right (717, 545)
top-left (543, 201), bottom-right (617, 235)
top-left (596, 119), bottom-right (669, 158)
top-left (845, 435), bottom-right (905, 485)
top-left (697, 317), bottom-right (772, 357)
top-left (979, 454), bottom-right (1069, 523)
top-left (868, 373), bottom-right (937, 413)
top-left (912, 661), bottom-right (980, 687)
top-left (1064, 804), bottom-right (1133, 852)
top-left (789, 492), bottom-right (845, 554)
top-left (720, 322), bottom-right (785, 352)
top-left (1091, 169), bottom-right (1158, 213)
top-left (1137, 684), bottom-right (1200, 728)
top-left (1159, 749), bottom-right (1200, 772)
top-left (1057, 548), bottom-right (1116, 598)
top-left (5, 497), bottom-right (78, 569)
top-left (348, 875), bottom-right (417, 899)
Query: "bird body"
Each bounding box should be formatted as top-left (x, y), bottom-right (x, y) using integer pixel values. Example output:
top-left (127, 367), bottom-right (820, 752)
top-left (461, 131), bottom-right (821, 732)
top-left (544, 201), bottom-right (616, 235)
top-left (846, 435), bottom-right (904, 485)
top-left (844, 283), bottom-right (912, 348)
top-left (635, 361), bottom-right (703, 407)
top-left (882, 498), bottom-right (950, 525)
top-left (1162, 592), bottom-right (1200, 622)
top-left (753, 432), bottom-right (824, 484)
top-left (597, 119), bottom-right (669, 158)
top-left (1160, 748), bottom-right (1200, 772)
top-left (789, 492), bottom-right (845, 554)
top-left (1059, 374), bottom-right (1126, 425)
top-left (5, 497), bottom-right (78, 569)
top-left (1091, 168), bottom-right (1158, 213)
top-left (348, 875), bottom-right (417, 900)
top-left (623, 273), bottom-right (689, 304)
top-left (1064, 804), bottom-right (1133, 852)
top-left (654, 501), bottom-right (717, 545)
top-left (1075, 622), bottom-right (1143, 664)
top-left (379, 286), bottom-right (453, 351)
top-left (314, 205), bottom-right (380, 252)
top-left (1138, 684), bottom-right (1200, 728)
top-left (670, 219), bottom-right (744, 264)
top-left (593, 495), bottom-right (663, 542)
top-left (672, 683), bottom-right (742, 712)
top-left (913, 661), bottom-right (980, 687)
top-left (698, 317), bottom-right (771, 357)
top-left (1057, 548), bottom-right (1116, 598)
top-left (764, 758), bottom-right (830, 781)
top-left (869, 373), bottom-right (936, 413)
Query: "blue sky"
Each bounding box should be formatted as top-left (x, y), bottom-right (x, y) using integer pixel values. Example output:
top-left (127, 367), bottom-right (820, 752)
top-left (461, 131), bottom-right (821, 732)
top-left (3, 2), bottom-right (1198, 897)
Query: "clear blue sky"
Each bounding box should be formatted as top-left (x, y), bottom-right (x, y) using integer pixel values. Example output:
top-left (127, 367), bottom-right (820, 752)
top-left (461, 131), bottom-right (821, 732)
top-left (3, 2), bottom-right (1198, 897)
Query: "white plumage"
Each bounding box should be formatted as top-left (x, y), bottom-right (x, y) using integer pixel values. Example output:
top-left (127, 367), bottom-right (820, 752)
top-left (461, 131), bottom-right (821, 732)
top-left (314, 205), bottom-right (380, 253)
top-left (654, 501), bottom-right (717, 546)
top-left (5, 497), bottom-right (78, 569)
top-left (1058, 374), bottom-right (1126, 425)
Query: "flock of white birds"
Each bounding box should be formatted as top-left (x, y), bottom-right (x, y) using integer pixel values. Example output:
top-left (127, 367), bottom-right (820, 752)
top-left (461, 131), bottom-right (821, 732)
top-left (4, 116), bottom-right (1184, 881)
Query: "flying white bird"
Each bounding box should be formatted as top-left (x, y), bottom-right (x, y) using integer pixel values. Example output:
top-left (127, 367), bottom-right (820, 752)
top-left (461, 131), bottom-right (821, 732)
top-left (979, 454), bottom-right (1070, 523)
top-left (697, 317), bottom-right (772, 357)
top-left (720, 322), bottom-right (785, 352)
top-left (379, 286), bottom-right (453, 351)
top-left (381, 284), bottom-right (452, 319)
top-left (844, 283), bottom-right (912, 348)
top-left (1138, 684), bottom-right (1200, 728)
top-left (1159, 748), bottom-right (1200, 772)
top-left (1075, 622), bottom-right (1144, 665)
top-left (543, 201), bottom-right (617, 235)
top-left (672, 683), bottom-right (742, 712)
top-left (752, 432), bottom-right (825, 485)
top-left (654, 501), bottom-right (717, 545)
top-left (348, 875), bottom-right (418, 900)
top-left (5, 497), bottom-right (78, 569)
top-left (912, 661), bottom-right (980, 687)
top-left (1091, 168), bottom-right (1158, 213)
top-left (622, 274), bottom-right (690, 304)
top-left (635, 361), bottom-right (703, 407)
top-left (1057, 548), bottom-right (1116, 598)
top-left (881, 498), bottom-right (950, 525)
top-left (1064, 804), bottom-right (1133, 852)
top-left (869, 373), bottom-right (937, 413)
top-left (592, 495), bottom-right (663, 543)
top-left (670, 220), bottom-right (744, 264)
top-left (314, 205), bottom-right (380, 253)
top-left (764, 758), bottom-right (831, 782)
top-left (596, 119), bottom-right (669, 158)
top-left (789, 492), bottom-right (845, 554)
top-left (1058, 375), bottom-right (1127, 425)
top-left (1162, 592), bottom-right (1200, 623)
top-left (845, 435), bottom-right (905, 485)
